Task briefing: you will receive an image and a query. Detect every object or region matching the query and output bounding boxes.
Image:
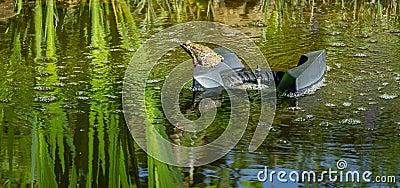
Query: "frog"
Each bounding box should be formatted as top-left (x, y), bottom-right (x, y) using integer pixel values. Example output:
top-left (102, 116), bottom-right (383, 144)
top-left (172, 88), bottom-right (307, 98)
top-left (180, 40), bottom-right (224, 68)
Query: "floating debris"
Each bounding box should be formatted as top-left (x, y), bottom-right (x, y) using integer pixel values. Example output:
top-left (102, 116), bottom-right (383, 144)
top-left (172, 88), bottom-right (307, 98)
top-left (368, 39), bottom-right (377, 43)
top-left (106, 95), bottom-right (118, 99)
top-left (72, 109), bottom-right (84, 114)
top-left (357, 107), bottom-right (368, 111)
top-left (287, 106), bottom-right (302, 111)
top-left (231, 24), bottom-right (239, 27)
top-left (389, 29), bottom-right (400, 33)
top-left (294, 117), bottom-right (306, 122)
top-left (52, 82), bottom-right (65, 87)
top-left (329, 31), bottom-right (341, 36)
top-left (319, 121), bottom-right (330, 127)
top-left (256, 23), bottom-right (265, 27)
top-left (339, 118), bottom-right (361, 125)
top-left (379, 94), bottom-right (398, 100)
top-left (354, 53), bottom-right (368, 57)
top-left (77, 91), bottom-right (85, 96)
top-left (39, 72), bottom-right (52, 77)
top-left (58, 77), bottom-right (68, 80)
top-left (358, 47), bottom-right (368, 50)
top-left (42, 57), bottom-right (53, 62)
top-left (146, 79), bottom-right (162, 84)
top-left (306, 114), bottom-right (314, 119)
top-left (68, 82), bottom-right (79, 86)
top-left (237, 83), bottom-right (269, 90)
top-left (358, 34), bottom-right (369, 38)
top-left (252, 20), bottom-right (265, 27)
top-left (265, 127), bottom-right (276, 133)
top-left (0, 99), bottom-right (10, 103)
top-left (278, 139), bottom-right (289, 144)
top-left (34, 95), bottom-right (57, 103)
top-left (110, 48), bottom-right (123, 52)
top-left (128, 48), bottom-right (135, 52)
top-left (112, 109), bottom-right (122, 114)
top-left (325, 103), bottom-right (336, 107)
top-left (34, 86), bottom-right (53, 91)
top-left (77, 96), bottom-right (90, 101)
top-left (89, 63), bottom-right (98, 68)
top-left (281, 91), bottom-right (300, 98)
top-left (330, 42), bottom-right (347, 47)
top-left (62, 104), bottom-right (73, 109)
top-left (338, 24), bottom-right (349, 29)
top-left (87, 46), bottom-right (98, 50)
top-left (343, 102), bottom-right (352, 107)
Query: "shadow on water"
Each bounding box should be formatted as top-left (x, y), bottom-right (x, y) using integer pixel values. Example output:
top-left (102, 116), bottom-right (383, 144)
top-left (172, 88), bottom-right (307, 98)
top-left (0, 0), bottom-right (399, 187)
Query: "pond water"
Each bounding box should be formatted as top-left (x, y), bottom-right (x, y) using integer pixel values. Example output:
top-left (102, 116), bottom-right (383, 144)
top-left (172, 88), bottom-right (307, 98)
top-left (0, 0), bottom-right (399, 187)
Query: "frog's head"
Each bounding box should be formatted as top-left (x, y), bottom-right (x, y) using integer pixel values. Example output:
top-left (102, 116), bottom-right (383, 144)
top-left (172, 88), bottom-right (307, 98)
top-left (180, 40), bottom-right (194, 55)
top-left (180, 40), bottom-right (199, 65)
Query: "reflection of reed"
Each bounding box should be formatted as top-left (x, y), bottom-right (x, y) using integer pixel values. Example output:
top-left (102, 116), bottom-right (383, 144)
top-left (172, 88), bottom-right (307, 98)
top-left (30, 1), bottom-right (77, 187)
top-left (45, 0), bottom-right (57, 60)
top-left (34, 0), bottom-right (42, 61)
top-left (145, 89), bottom-right (185, 187)
top-left (113, 0), bottom-right (141, 50)
top-left (137, 0), bottom-right (157, 25)
top-left (2, 0), bottom-right (147, 187)
top-left (83, 1), bottom-right (141, 187)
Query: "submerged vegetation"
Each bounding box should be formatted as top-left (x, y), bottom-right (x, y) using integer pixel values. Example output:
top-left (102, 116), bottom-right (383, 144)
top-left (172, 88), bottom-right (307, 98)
top-left (0, 0), bottom-right (399, 187)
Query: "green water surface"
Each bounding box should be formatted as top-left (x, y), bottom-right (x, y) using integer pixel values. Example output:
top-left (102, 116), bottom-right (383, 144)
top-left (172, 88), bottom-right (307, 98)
top-left (0, 0), bottom-right (399, 187)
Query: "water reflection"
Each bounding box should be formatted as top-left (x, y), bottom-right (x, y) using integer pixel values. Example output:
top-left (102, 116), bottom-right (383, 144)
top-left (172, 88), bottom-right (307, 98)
top-left (1, 1), bottom-right (143, 187)
top-left (0, 0), bottom-right (399, 187)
